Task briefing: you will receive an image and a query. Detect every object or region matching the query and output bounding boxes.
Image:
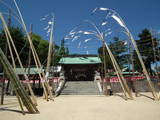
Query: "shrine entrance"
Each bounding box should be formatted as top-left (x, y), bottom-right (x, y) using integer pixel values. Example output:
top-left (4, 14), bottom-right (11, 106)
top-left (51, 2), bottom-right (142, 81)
top-left (59, 55), bottom-right (102, 81)
top-left (63, 64), bottom-right (95, 81)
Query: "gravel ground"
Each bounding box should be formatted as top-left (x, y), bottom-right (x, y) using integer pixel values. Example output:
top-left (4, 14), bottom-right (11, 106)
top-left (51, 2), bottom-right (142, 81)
top-left (0, 93), bottom-right (160, 120)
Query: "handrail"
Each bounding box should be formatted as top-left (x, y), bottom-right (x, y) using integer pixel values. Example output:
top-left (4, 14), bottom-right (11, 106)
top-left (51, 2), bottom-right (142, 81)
top-left (55, 76), bottom-right (66, 96)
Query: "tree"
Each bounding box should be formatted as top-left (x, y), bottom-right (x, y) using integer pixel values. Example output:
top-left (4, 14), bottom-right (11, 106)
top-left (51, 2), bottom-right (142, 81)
top-left (98, 37), bottom-right (128, 71)
top-left (133, 29), bottom-right (159, 74)
top-left (31, 34), bottom-right (49, 64)
top-left (54, 38), bottom-right (69, 65)
top-left (109, 37), bottom-right (128, 67)
top-left (0, 26), bottom-right (60, 66)
top-left (0, 27), bottom-right (26, 65)
top-left (28, 33), bottom-right (59, 66)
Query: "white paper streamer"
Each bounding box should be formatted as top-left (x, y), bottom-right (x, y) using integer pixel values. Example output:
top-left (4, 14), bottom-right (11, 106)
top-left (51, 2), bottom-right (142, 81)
top-left (77, 30), bottom-right (83, 34)
top-left (72, 35), bottom-right (80, 42)
top-left (64, 37), bottom-right (70, 40)
top-left (40, 17), bottom-right (46, 21)
top-left (111, 14), bottom-right (125, 28)
top-left (86, 51), bottom-right (89, 54)
top-left (107, 28), bottom-right (111, 31)
top-left (44, 25), bottom-right (50, 30)
top-left (71, 34), bottom-right (75, 38)
top-left (123, 41), bottom-right (128, 45)
top-left (47, 28), bottom-right (51, 33)
top-left (101, 21), bottom-right (107, 26)
top-left (48, 21), bottom-right (53, 25)
top-left (91, 7), bottom-right (98, 14)
top-left (105, 31), bottom-right (112, 37)
top-left (69, 29), bottom-right (76, 34)
top-left (108, 31), bottom-right (112, 35)
top-left (84, 38), bottom-right (92, 42)
top-left (78, 41), bottom-right (81, 48)
top-left (83, 31), bottom-right (92, 35)
top-left (46, 29), bottom-right (51, 36)
top-left (99, 7), bottom-right (108, 11)
top-left (69, 32), bottom-right (76, 35)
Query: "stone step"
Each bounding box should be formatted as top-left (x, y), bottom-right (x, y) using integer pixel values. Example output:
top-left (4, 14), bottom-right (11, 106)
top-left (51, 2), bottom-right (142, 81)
top-left (60, 81), bottom-right (100, 95)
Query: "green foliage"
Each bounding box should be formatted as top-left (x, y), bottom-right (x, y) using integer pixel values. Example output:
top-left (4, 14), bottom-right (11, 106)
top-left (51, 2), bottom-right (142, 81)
top-left (98, 45), bottom-right (112, 69)
top-left (133, 29), bottom-right (159, 74)
top-left (0, 27), bottom-right (27, 65)
top-left (0, 27), bottom-right (25, 50)
top-left (109, 37), bottom-right (128, 66)
top-left (54, 39), bottom-right (69, 65)
top-left (0, 26), bottom-right (60, 66)
top-left (0, 30), bottom-right (6, 51)
top-left (98, 37), bottom-right (128, 70)
top-left (38, 39), bottom-right (49, 63)
top-left (31, 34), bottom-right (49, 64)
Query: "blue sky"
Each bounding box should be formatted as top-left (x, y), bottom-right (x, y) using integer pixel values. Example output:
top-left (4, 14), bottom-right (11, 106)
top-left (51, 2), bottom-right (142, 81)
top-left (0, 0), bottom-right (160, 54)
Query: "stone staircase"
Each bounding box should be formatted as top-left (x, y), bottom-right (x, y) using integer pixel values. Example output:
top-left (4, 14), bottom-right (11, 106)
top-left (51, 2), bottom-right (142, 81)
top-left (60, 81), bottom-right (100, 95)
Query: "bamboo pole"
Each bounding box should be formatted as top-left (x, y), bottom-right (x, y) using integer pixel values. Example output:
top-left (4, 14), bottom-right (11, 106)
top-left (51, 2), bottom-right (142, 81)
top-left (0, 77), bottom-right (5, 105)
top-left (109, 10), bottom-right (159, 100)
top-left (15, 91), bottom-right (25, 115)
top-left (46, 17), bottom-right (54, 75)
top-left (0, 48), bottom-right (39, 113)
top-left (127, 31), bottom-right (159, 100)
top-left (28, 24), bottom-right (32, 76)
top-left (102, 41), bottom-right (110, 95)
top-left (109, 45), bottom-right (133, 99)
top-left (32, 46), bottom-right (49, 100)
top-left (5, 8), bottom-right (10, 93)
top-left (13, 0), bottom-right (53, 100)
top-left (104, 42), bottom-right (131, 99)
top-left (28, 24), bottom-right (38, 105)
top-left (109, 55), bottom-right (128, 98)
top-left (103, 42), bottom-right (107, 77)
top-left (130, 44), bottom-right (138, 96)
top-left (0, 10), bottom-right (12, 103)
top-left (28, 26), bottom-right (53, 100)
top-left (45, 16), bottom-right (55, 100)
top-left (83, 20), bottom-right (133, 99)
top-left (0, 13), bottom-right (37, 104)
top-left (4, 28), bottom-right (16, 68)
top-left (150, 29), bottom-right (160, 79)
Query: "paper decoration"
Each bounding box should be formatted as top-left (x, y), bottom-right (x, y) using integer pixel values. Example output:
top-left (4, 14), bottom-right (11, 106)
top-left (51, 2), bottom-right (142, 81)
top-left (84, 38), bottom-right (92, 42)
top-left (99, 7), bottom-right (108, 11)
top-left (111, 14), bottom-right (126, 28)
top-left (101, 21), bottom-right (107, 26)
